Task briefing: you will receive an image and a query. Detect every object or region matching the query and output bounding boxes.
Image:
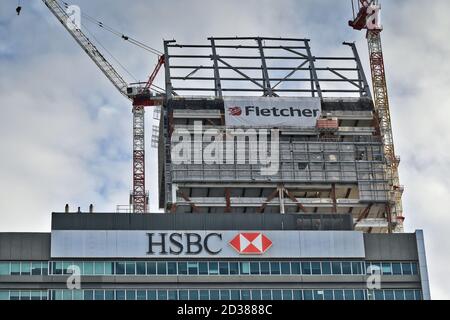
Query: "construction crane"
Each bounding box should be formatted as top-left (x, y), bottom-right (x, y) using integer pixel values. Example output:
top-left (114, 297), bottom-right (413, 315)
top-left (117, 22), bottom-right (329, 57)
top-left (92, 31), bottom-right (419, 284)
top-left (42, 0), bottom-right (165, 213)
top-left (349, 0), bottom-right (404, 233)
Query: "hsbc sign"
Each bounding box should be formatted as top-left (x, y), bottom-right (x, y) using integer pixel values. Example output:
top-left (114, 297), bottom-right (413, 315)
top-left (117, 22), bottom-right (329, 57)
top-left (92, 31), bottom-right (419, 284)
top-left (146, 232), bottom-right (272, 256)
top-left (51, 230), bottom-right (365, 259)
top-left (224, 97), bottom-right (321, 128)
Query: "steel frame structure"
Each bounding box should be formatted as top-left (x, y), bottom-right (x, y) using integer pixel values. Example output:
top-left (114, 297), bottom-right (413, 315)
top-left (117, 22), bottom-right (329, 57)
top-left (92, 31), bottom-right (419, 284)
top-left (163, 37), bottom-right (371, 99)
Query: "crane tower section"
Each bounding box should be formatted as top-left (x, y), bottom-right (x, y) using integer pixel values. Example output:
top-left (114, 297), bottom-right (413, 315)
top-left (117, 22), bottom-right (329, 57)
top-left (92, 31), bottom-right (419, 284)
top-left (349, 0), bottom-right (404, 232)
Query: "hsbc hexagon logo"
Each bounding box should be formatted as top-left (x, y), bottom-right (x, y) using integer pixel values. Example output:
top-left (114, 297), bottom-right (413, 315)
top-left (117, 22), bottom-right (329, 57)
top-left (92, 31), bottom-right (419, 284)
top-left (228, 106), bottom-right (242, 116)
top-left (229, 232), bottom-right (273, 254)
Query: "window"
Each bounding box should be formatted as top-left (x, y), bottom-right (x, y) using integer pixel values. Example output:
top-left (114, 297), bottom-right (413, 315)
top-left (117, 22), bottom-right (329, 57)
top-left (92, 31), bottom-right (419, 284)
top-left (83, 262), bottom-right (94, 275)
top-left (230, 290), bottom-right (240, 300)
top-left (311, 262), bottom-right (321, 275)
top-left (177, 262), bottom-right (187, 275)
top-left (252, 290), bottom-right (262, 300)
top-left (158, 290), bottom-right (168, 300)
top-left (126, 291), bottom-right (136, 301)
top-left (313, 290), bottom-right (324, 301)
top-left (241, 290), bottom-right (251, 300)
top-left (293, 290), bottom-right (302, 300)
top-left (157, 262), bottom-right (167, 275)
top-left (382, 263), bottom-right (392, 275)
top-left (20, 263), bottom-right (31, 276)
top-left (352, 262), bottom-right (362, 275)
top-left (220, 290), bottom-right (230, 300)
top-left (187, 262), bottom-right (198, 275)
top-left (291, 262), bottom-right (301, 275)
top-left (94, 290), bottom-right (105, 301)
top-left (334, 290), bottom-right (344, 301)
top-left (71, 290), bottom-right (82, 300)
top-left (84, 290), bottom-right (94, 300)
top-left (355, 290), bottom-right (365, 300)
top-left (342, 262), bottom-right (352, 275)
top-left (11, 263), bottom-right (20, 275)
top-left (414, 290), bottom-right (422, 300)
top-left (411, 263), bottom-right (418, 275)
top-left (261, 290), bottom-right (272, 300)
top-left (94, 262), bottom-right (105, 275)
top-left (168, 290), bottom-right (178, 300)
top-left (344, 290), bottom-right (354, 300)
top-left (147, 290), bottom-right (157, 300)
top-left (321, 262), bottom-right (331, 275)
top-left (303, 290), bottom-right (313, 301)
top-left (272, 290), bottom-right (282, 300)
top-left (147, 262), bottom-right (157, 275)
top-left (301, 262), bottom-right (311, 275)
top-left (210, 290), bottom-right (220, 300)
top-left (0, 291), bottom-right (9, 300)
top-left (209, 262), bottom-right (219, 275)
top-left (401, 263), bottom-right (412, 275)
top-left (324, 290), bottom-right (333, 300)
top-left (198, 262), bottom-right (208, 275)
top-left (270, 262), bottom-right (280, 275)
top-left (136, 262), bottom-right (146, 275)
top-left (105, 290), bottom-right (114, 300)
top-left (331, 262), bottom-right (342, 275)
top-left (219, 262), bottom-right (229, 275)
top-left (199, 290), bottom-right (209, 300)
top-left (281, 262), bottom-right (290, 275)
top-left (189, 290), bottom-right (199, 300)
top-left (229, 262), bottom-right (239, 275)
top-left (384, 290), bottom-right (394, 300)
top-left (125, 262), bottom-right (136, 275)
top-left (20, 291), bottom-right (31, 300)
top-left (260, 262), bottom-right (270, 275)
top-left (179, 290), bottom-right (189, 300)
top-left (250, 262), bottom-right (259, 275)
top-left (41, 262), bottom-right (49, 276)
top-left (374, 290), bottom-right (384, 300)
top-left (31, 291), bottom-right (41, 301)
top-left (404, 290), bottom-right (415, 300)
top-left (239, 262), bottom-right (250, 275)
top-left (167, 262), bottom-right (177, 275)
top-left (137, 290), bottom-right (146, 300)
top-left (394, 290), bottom-right (405, 300)
top-left (10, 291), bottom-right (20, 301)
top-left (392, 263), bottom-right (402, 275)
top-left (30, 262), bottom-right (41, 276)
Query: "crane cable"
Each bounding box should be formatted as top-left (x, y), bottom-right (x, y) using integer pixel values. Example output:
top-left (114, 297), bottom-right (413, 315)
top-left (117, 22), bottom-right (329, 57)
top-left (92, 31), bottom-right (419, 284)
top-left (81, 21), bottom-right (139, 84)
top-left (61, 1), bottom-right (162, 57)
top-left (59, 1), bottom-right (165, 93)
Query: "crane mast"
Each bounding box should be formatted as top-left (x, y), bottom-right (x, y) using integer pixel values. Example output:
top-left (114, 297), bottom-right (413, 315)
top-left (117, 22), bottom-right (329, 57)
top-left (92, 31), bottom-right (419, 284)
top-left (350, 0), bottom-right (404, 232)
top-left (42, 0), bottom-right (162, 213)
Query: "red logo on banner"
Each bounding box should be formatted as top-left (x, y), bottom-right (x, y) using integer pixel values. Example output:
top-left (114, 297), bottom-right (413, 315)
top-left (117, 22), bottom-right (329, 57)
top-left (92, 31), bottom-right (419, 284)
top-left (229, 233), bottom-right (272, 254)
top-left (228, 106), bottom-right (242, 116)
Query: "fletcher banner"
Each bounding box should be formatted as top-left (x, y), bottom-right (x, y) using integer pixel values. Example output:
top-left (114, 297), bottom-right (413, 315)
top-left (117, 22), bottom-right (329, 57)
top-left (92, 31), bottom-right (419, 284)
top-left (224, 97), bottom-right (322, 128)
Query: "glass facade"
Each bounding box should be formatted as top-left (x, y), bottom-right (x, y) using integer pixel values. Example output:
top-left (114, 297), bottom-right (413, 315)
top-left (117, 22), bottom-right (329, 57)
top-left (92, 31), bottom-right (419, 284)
top-left (0, 260), bottom-right (420, 277)
top-left (0, 289), bottom-right (422, 301)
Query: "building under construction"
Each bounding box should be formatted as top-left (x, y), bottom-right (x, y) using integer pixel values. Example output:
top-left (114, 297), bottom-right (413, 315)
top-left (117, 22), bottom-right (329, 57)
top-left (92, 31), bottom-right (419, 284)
top-left (160, 36), bottom-right (400, 234)
top-left (0, 0), bottom-right (430, 300)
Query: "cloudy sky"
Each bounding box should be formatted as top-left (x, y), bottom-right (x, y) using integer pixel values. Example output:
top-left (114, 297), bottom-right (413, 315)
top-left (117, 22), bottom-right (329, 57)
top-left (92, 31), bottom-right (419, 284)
top-left (1, 0), bottom-right (449, 299)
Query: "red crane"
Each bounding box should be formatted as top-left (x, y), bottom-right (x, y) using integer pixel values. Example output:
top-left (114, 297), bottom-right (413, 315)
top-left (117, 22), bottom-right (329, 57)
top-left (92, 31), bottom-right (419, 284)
top-left (349, 0), bottom-right (404, 232)
top-left (43, 0), bottom-right (165, 213)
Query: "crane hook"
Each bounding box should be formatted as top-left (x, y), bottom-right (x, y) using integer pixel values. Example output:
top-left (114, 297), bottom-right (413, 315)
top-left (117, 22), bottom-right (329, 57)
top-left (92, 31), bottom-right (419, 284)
top-left (16, 6), bottom-right (22, 15)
